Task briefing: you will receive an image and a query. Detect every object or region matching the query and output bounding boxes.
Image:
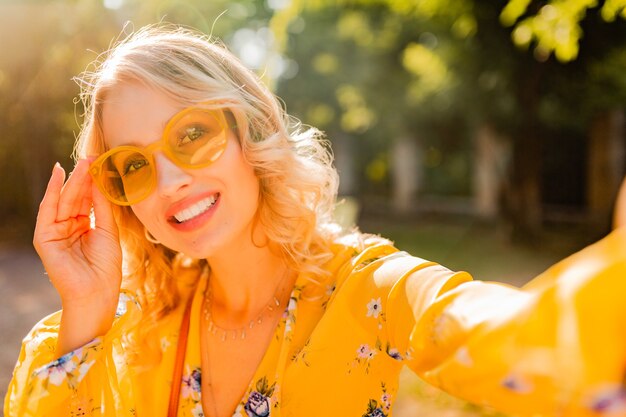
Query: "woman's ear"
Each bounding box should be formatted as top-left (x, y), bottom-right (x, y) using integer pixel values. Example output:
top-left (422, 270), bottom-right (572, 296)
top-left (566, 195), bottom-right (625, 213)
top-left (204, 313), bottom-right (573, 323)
top-left (224, 110), bottom-right (239, 135)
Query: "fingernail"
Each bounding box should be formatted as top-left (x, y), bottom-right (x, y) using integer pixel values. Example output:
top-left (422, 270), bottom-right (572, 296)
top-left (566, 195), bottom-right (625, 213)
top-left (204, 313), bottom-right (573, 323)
top-left (53, 162), bottom-right (61, 170)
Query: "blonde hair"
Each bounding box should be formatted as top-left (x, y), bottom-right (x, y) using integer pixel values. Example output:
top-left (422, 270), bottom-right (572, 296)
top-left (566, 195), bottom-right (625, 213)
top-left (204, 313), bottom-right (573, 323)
top-left (74, 24), bottom-right (340, 368)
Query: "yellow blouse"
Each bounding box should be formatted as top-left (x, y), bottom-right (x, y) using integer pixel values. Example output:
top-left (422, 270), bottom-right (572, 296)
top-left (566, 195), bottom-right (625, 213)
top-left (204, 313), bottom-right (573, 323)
top-left (5, 229), bottom-right (626, 417)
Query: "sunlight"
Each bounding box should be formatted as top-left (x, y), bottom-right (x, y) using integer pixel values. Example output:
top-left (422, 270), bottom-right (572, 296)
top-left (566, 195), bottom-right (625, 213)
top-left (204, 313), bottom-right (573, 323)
top-left (103, 0), bottom-right (124, 10)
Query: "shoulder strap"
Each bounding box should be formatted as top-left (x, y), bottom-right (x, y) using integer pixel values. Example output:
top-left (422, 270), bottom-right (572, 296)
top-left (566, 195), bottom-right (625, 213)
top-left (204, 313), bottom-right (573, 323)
top-left (167, 294), bottom-right (195, 417)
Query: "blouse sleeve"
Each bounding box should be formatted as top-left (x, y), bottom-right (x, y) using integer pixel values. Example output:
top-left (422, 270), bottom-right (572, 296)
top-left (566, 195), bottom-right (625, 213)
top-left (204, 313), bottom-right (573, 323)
top-left (385, 228), bottom-right (626, 417)
top-left (3, 291), bottom-right (140, 417)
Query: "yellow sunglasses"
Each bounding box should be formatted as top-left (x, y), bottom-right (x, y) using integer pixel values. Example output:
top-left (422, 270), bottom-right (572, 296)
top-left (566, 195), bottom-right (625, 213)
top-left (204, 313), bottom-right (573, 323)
top-left (89, 107), bottom-right (229, 206)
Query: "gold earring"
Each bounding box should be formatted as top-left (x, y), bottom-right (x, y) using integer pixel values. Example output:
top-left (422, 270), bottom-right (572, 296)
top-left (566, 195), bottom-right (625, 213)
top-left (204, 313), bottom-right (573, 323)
top-left (144, 227), bottom-right (161, 245)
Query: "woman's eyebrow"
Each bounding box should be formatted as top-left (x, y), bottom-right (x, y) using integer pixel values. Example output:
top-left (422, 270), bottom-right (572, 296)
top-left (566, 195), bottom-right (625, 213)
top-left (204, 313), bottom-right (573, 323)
top-left (115, 123), bottom-right (170, 147)
top-left (108, 109), bottom-right (182, 148)
top-left (110, 138), bottom-right (144, 147)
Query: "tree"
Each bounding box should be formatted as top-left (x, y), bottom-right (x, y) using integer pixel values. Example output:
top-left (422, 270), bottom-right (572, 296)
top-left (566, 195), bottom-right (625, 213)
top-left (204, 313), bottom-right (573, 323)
top-left (272, 0), bottom-right (626, 240)
top-left (502, 0), bottom-right (626, 235)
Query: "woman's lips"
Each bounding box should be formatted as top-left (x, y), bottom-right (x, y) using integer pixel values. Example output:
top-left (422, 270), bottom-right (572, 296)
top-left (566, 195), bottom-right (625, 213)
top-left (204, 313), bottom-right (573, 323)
top-left (172, 195), bottom-right (218, 223)
top-left (167, 192), bottom-right (220, 231)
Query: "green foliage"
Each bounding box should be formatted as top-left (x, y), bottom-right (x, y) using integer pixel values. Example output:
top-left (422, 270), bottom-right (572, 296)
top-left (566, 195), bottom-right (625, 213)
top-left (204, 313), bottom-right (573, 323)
top-left (274, 3), bottom-right (471, 194)
top-left (501, 0), bottom-right (626, 61)
top-left (602, 0), bottom-right (626, 20)
top-left (275, 2), bottom-right (520, 196)
top-left (273, 0), bottom-right (626, 201)
top-left (402, 43), bottom-right (452, 104)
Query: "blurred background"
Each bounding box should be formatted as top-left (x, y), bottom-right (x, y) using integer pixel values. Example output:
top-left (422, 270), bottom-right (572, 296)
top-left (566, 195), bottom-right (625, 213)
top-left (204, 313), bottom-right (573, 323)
top-left (1, 0), bottom-right (625, 415)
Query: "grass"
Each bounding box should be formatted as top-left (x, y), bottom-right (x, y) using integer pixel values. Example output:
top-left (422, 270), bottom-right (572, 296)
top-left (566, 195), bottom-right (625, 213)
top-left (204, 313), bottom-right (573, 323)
top-left (360, 214), bottom-right (591, 286)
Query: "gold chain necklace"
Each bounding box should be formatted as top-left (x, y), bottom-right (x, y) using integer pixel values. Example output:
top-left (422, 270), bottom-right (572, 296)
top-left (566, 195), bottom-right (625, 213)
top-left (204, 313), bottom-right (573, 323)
top-left (202, 269), bottom-right (291, 342)
top-left (200, 269), bottom-right (290, 417)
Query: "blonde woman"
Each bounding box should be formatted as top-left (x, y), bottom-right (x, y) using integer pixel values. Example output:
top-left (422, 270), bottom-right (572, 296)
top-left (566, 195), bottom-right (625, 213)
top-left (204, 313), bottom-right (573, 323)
top-left (5, 25), bottom-right (626, 417)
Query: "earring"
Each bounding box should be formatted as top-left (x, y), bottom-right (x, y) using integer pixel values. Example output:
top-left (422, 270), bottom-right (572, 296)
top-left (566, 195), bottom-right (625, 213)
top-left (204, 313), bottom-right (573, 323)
top-left (144, 227), bottom-right (161, 245)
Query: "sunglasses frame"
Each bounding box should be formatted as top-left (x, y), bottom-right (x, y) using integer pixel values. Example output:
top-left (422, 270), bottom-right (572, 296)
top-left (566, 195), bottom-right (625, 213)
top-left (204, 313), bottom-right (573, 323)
top-left (89, 106), bottom-right (229, 206)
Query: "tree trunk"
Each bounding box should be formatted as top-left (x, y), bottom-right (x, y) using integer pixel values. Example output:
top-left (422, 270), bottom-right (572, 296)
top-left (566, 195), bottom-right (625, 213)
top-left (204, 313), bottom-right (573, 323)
top-left (332, 133), bottom-right (360, 228)
top-left (390, 136), bottom-right (422, 215)
top-left (333, 133), bottom-right (357, 196)
top-left (587, 108), bottom-right (626, 232)
top-left (508, 63), bottom-right (543, 243)
top-left (473, 122), bottom-right (510, 219)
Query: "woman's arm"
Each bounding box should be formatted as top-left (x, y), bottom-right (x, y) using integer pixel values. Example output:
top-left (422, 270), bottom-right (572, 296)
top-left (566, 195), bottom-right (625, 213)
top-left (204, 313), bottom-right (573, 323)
top-left (4, 160), bottom-right (129, 416)
top-left (33, 160), bottom-right (123, 357)
top-left (4, 293), bottom-right (139, 417)
top-left (385, 229), bottom-right (626, 416)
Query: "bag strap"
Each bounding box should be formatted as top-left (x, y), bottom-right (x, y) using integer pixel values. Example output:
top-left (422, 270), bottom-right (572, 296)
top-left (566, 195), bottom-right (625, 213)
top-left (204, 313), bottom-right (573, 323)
top-left (167, 294), bottom-right (195, 417)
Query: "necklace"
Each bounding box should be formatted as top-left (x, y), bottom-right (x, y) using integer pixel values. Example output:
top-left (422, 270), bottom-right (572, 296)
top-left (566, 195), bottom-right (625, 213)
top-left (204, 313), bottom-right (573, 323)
top-left (202, 268), bottom-right (291, 342)
top-left (200, 268), bottom-right (292, 417)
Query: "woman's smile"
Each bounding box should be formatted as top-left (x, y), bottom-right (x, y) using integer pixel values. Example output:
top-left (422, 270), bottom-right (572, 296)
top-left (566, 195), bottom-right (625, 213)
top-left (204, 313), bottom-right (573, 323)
top-left (171, 193), bottom-right (218, 223)
top-left (167, 192), bottom-right (221, 231)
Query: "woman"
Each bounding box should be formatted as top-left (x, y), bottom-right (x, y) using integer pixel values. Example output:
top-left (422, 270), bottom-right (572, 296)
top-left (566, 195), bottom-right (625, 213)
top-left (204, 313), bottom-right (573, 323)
top-left (5, 25), bottom-right (626, 417)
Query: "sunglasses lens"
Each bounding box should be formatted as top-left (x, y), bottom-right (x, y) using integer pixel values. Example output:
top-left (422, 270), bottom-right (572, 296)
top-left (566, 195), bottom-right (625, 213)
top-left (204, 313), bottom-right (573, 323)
top-left (97, 149), bottom-right (153, 204)
top-left (92, 108), bottom-right (229, 205)
top-left (166, 109), bottom-right (228, 166)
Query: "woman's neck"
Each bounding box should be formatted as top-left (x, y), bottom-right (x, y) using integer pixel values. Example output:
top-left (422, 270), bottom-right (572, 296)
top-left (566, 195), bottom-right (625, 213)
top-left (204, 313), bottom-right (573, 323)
top-left (205, 237), bottom-right (293, 326)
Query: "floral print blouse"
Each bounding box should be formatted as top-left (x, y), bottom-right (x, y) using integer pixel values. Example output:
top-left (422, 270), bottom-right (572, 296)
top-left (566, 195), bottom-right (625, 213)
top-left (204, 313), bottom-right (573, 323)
top-left (5, 229), bottom-right (626, 417)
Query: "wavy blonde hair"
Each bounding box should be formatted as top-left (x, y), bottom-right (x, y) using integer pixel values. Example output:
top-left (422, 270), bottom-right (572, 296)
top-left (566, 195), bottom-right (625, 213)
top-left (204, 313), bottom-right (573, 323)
top-left (73, 24), bottom-right (341, 368)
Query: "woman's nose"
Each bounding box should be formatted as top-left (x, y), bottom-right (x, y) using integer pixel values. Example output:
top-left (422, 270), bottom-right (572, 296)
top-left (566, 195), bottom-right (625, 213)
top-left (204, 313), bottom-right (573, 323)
top-left (154, 152), bottom-right (193, 198)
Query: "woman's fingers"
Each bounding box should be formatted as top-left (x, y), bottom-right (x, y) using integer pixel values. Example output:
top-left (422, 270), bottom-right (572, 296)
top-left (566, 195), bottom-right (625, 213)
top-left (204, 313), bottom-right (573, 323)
top-left (78, 157), bottom-right (97, 218)
top-left (35, 163), bottom-right (65, 229)
top-left (68, 215), bottom-right (93, 241)
top-left (77, 173), bottom-right (94, 218)
top-left (91, 177), bottom-right (118, 238)
top-left (56, 159), bottom-right (91, 222)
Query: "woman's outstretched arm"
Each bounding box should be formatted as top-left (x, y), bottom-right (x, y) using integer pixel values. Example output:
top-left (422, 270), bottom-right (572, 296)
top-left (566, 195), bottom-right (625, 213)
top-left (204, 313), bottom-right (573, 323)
top-left (384, 230), bottom-right (626, 416)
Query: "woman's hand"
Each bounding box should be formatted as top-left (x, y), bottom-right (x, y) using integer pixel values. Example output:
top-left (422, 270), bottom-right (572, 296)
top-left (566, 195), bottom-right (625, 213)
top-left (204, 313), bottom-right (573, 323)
top-left (33, 159), bottom-right (123, 356)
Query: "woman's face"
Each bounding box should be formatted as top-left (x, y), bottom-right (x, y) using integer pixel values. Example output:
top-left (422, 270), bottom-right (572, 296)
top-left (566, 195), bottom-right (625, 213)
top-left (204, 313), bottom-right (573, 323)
top-left (101, 81), bottom-right (261, 259)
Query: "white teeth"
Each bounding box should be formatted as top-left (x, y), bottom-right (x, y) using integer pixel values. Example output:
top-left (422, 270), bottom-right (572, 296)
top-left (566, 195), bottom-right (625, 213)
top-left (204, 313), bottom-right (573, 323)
top-left (173, 195), bottom-right (217, 223)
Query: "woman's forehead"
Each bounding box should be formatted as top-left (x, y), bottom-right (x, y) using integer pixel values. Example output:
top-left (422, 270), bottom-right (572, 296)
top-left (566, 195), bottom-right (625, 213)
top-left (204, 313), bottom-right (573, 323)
top-left (101, 81), bottom-right (184, 147)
